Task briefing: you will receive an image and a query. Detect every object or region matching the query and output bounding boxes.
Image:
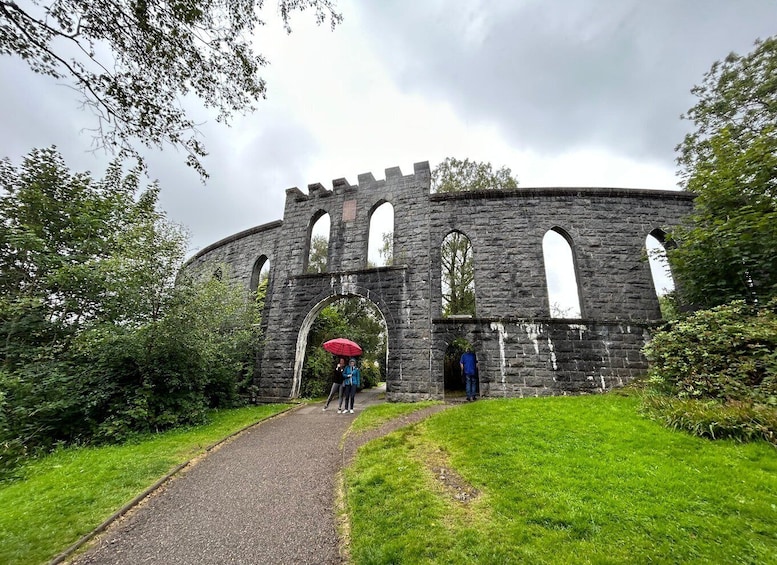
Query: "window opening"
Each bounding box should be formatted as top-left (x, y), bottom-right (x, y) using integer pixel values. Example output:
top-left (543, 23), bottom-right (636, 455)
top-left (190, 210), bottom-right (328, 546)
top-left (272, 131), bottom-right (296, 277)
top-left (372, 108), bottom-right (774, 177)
top-left (543, 229), bottom-right (582, 318)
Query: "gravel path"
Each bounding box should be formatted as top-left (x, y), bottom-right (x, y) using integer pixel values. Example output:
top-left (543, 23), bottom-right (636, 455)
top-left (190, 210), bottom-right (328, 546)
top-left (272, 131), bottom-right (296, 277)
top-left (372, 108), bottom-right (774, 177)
top-left (69, 388), bottom-right (394, 565)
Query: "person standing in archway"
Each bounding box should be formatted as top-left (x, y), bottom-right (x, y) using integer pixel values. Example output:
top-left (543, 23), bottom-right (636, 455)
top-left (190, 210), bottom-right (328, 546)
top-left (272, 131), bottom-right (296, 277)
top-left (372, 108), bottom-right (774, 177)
top-left (324, 357), bottom-right (345, 412)
top-left (460, 348), bottom-right (479, 402)
top-left (341, 358), bottom-right (361, 414)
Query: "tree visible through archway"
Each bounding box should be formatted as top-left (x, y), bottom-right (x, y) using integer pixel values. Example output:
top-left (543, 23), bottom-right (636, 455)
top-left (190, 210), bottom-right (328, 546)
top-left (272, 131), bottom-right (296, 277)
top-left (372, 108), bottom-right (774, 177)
top-left (441, 231), bottom-right (475, 316)
top-left (368, 202), bottom-right (394, 267)
top-left (307, 213), bottom-right (330, 274)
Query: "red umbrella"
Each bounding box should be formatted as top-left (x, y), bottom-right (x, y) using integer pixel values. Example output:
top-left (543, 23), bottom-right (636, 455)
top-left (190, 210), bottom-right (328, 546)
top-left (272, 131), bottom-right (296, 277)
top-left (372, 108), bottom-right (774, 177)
top-left (322, 338), bottom-right (362, 357)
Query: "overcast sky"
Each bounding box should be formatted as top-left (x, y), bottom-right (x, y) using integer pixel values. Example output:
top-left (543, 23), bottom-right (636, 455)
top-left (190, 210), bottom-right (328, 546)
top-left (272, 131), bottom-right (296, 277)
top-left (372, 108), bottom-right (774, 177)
top-left (1, 1), bottom-right (775, 283)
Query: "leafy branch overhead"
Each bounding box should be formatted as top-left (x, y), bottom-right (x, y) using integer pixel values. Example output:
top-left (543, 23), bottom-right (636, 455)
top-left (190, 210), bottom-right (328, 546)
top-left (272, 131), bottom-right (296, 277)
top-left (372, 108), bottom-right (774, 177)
top-left (0, 0), bottom-right (342, 179)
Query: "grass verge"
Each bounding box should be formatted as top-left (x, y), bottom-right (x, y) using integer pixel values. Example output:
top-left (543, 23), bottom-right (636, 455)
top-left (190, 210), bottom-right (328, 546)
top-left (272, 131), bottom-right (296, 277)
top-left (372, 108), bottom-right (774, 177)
top-left (349, 400), bottom-right (442, 434)
top-left (344, 394), bottom-right (777, 564)
top-left (0, 403), bottom-right (290, 565)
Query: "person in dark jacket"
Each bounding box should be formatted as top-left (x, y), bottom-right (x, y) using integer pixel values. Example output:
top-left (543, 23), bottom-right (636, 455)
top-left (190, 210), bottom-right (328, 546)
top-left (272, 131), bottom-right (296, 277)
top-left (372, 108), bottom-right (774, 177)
top-left (323, 357), bottom-right (345, 412)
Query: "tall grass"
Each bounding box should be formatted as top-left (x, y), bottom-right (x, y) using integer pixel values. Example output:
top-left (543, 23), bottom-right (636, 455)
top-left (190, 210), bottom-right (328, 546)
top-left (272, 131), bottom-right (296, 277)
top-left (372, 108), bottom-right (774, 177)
top-left (0, 404), bottom-right (290, 565)
top-left (344, 395), bottom-right (777, 564)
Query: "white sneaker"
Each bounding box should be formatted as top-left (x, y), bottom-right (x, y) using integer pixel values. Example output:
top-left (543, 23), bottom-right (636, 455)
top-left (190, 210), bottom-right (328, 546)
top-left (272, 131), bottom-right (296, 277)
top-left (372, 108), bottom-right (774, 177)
top-left (322, 407), bottom-right (326, 411)
top-left (337, 409), bottom-right (341, 413)
top-left (349, 409), bottom-right (354, 413)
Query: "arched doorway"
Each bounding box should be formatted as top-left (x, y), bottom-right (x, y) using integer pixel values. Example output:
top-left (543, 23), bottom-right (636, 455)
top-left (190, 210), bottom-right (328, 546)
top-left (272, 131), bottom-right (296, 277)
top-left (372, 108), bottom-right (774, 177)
top-left (443, 337), bottom-right (473, 399)
top-left (291, 293), bottom-right (389, 400)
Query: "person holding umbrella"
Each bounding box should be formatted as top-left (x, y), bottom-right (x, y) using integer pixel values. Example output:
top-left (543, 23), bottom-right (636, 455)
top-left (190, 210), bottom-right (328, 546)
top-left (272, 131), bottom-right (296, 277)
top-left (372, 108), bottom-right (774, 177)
top-left (340, 358), bottom-right (361, 414)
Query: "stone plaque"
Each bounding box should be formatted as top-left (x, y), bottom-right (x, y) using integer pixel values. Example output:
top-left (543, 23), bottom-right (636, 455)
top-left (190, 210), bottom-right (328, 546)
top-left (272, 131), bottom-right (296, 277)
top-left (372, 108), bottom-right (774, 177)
top-left (342, 199), bottom-right (357, 222)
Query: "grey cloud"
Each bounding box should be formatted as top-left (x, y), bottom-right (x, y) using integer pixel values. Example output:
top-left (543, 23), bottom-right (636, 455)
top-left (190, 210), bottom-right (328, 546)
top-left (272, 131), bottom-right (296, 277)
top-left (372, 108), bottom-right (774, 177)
top-left (149, 113), bottom-right (320, 256)
top-left (0, 54), bottom-right (319, 255)
top-left (358, 0), bottom-right (777, 165)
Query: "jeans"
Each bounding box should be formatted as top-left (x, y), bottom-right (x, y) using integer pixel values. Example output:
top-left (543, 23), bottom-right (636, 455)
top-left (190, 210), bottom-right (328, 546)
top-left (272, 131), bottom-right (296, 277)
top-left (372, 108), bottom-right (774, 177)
top-left (341, 383), bottom-right (356, 410)
top-left (324, 382), bottom-right (341, 409)
top-left (465, 374), bottom-right (478, 400)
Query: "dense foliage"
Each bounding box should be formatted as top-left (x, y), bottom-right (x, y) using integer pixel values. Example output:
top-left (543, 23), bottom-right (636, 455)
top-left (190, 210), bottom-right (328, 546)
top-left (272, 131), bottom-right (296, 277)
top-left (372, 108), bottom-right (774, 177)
top-left (301, 298), bottom-right (385, 398)
top-left (0, 0), bottom-right (341, 178)
top-left (643, 300), bottom-right (777, 444)
top-left (0, 149), bottom-right (260, 475)
top-left (644, 36), bottom-right (777, 445)
top-left (669, 36), bottom-right (777, 309)
top-left (644, 300), bottom-right (777, 404)
top-left (306, 234), bottom-right (328, 274)
top-left (431, 157), bottom-right (518, 194)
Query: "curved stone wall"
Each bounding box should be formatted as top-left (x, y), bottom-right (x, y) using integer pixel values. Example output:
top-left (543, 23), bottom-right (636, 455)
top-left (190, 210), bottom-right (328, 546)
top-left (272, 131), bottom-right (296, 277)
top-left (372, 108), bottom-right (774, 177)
top-left (185, 161), bottom-right (695, 401)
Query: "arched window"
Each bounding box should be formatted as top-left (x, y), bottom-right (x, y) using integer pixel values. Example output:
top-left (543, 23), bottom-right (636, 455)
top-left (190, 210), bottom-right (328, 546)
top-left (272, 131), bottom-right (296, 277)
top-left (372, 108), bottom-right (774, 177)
top-left (646, 232), bottom-right (675, 297)
top-left (543, 228), bottom-right (582, 318)
top-left (441, 231), bottom-right (475, 317)
top-left (306, 212), bottom-right (330, 274)
top-left (250, 255), bottom-right (270, 294)
top-left (368, 201), bottom-right (394, 267)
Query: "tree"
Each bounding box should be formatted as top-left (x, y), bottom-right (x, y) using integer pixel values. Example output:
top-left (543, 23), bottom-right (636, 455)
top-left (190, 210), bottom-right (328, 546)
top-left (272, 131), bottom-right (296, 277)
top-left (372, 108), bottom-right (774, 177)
top-left (676, 36), bottom-right (777, 184)
top-left (432, 157), bottom-right (519, 316)
top-left (670, 36), bottom-right (777, 309)
top-left (378, 231), bottom-right (393, 266)
top-left (0, 148), bottom-right (260, 462)
top-left (307, 234), bottom-right (328, 273)
top-left (0, 147), bottom-right (177, 357)
top-left (0, 1), bottom-right (342, 179)
top-left (441, 231), bottom-right (475, 316)
top-left (432, 157), bottom-right (518, 194)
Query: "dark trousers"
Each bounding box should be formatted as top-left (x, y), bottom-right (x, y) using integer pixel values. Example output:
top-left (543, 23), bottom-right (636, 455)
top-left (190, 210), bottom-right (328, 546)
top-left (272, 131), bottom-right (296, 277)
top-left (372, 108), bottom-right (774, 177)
top-left (465, 374), bottom-right (478, 400)
top-left (342, 384), bottom-right (356, 410)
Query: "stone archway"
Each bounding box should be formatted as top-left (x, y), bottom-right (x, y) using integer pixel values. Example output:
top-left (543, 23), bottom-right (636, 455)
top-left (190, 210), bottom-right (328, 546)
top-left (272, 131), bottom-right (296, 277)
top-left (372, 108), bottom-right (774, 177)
top-left (290, 292), bottom-right (389, 399)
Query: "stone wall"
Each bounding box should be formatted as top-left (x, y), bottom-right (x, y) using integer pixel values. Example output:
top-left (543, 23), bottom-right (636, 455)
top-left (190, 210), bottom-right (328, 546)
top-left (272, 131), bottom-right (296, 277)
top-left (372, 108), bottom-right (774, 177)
top-left (185, 161), bottom-right (695, 401)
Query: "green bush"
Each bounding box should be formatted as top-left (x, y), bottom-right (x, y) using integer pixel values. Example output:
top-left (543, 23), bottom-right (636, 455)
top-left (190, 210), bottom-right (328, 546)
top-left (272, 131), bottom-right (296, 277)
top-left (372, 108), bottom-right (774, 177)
top-left (0, 150), bottom-right (262, 476)
top-left (300, 376), bottom-right (329, 399)
top-left (644, 299), bottom-right (777, 404)
top-left (643, 299), bottom-right (777, 444)
top-left (359, 359), bottom-right (382, 389)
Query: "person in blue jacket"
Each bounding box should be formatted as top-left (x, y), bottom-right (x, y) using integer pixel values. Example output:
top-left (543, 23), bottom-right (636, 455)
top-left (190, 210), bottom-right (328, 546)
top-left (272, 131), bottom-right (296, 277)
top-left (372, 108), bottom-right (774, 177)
top-left (340, 357), bottom-right (361, 414)
top-left (460, 348), bottom-right (479, 401)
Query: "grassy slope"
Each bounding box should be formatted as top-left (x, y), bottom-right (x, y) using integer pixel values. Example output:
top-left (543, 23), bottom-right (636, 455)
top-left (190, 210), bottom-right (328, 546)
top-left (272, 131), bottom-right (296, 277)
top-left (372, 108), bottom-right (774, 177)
top-left (345, 395), bottom-right (777, 564)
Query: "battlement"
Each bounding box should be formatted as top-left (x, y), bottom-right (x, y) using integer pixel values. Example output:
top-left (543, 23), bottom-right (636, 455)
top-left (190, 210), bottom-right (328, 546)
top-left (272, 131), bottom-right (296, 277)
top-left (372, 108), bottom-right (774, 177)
top-left (284, 161), bottom-right (431, 202)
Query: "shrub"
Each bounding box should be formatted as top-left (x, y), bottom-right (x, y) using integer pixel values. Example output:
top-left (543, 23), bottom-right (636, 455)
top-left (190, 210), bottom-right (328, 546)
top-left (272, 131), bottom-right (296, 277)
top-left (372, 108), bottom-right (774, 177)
top-left (643, 299), bottom-right (777, 444)
top-left (359, 359), bottom-right (382, 389)
top-left (644, 299), bottom-right (777, 404)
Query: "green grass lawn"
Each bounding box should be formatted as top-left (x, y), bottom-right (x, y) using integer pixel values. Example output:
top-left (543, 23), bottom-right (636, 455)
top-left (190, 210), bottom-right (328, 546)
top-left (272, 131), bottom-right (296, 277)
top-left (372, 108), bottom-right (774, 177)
top-left (344, 394), bottom-right (777, 564)
top-left (348, 400), bottom-right (442, 434)
top-left (0, 403), bottom-right (290, 565)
